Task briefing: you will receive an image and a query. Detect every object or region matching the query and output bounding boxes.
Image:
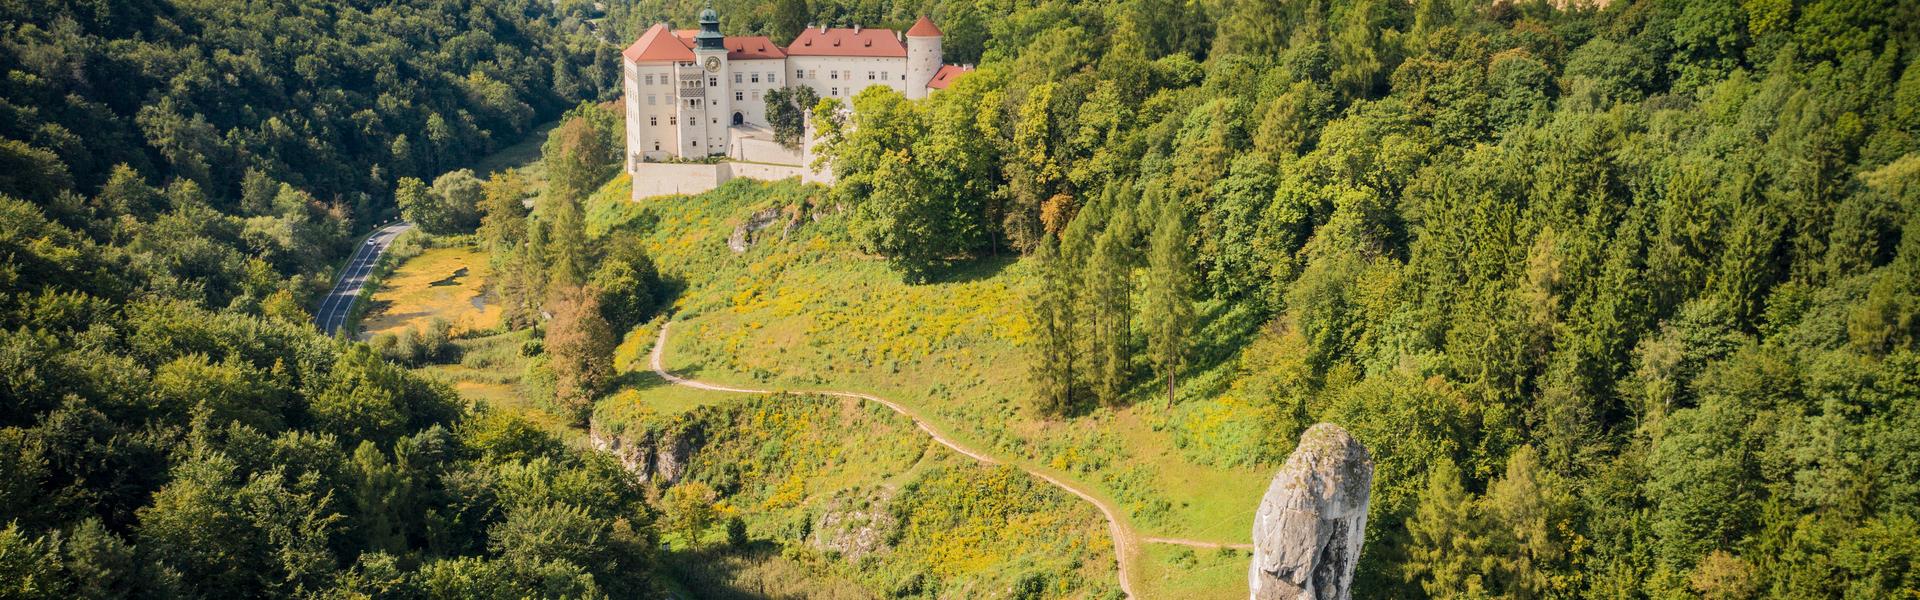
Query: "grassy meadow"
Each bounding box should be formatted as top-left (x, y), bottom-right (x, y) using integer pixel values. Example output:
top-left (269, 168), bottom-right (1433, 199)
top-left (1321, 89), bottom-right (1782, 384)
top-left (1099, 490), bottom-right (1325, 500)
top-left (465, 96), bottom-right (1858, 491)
top-left (360, 244), bottom-right (503, 337)
top-left (592, 175), bottom-right (1274, 597)
top-left (622, 392), bottom-right (1123, 598)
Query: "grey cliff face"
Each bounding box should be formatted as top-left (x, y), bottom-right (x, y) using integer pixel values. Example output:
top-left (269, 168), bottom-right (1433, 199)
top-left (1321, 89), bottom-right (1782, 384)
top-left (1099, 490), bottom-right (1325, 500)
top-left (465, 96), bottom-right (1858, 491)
top-left (1249, 423), bottom-right (1374, 600)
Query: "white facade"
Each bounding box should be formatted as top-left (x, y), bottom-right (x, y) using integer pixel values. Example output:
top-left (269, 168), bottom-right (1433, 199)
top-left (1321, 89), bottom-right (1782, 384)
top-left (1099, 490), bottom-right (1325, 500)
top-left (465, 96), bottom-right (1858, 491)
top-left (622, 11), bottom-right (968, 174)
top-left (788, 55), bottom-right (911, 101)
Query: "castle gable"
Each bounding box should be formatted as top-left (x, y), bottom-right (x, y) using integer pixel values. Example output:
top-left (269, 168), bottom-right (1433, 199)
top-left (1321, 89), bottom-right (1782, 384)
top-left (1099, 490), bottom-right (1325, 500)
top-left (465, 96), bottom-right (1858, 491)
top-left (623, 23), bottom-right (693, 62)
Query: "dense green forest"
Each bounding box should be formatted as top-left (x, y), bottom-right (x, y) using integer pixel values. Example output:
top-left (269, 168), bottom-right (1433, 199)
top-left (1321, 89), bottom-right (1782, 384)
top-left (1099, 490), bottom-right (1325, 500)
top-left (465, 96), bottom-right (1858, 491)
top-left (0, 0), bottom-right (670, 597)
top-left (773, 0), bottom-right (1920, 596)
top-left (7, 0), bottom-right (1920, 596)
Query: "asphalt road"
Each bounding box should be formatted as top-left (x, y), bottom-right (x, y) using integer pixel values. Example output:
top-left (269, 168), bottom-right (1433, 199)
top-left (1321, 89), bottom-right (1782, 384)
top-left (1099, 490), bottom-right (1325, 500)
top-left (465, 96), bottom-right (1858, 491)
top-left (315, 222), bottom-right (412, 336)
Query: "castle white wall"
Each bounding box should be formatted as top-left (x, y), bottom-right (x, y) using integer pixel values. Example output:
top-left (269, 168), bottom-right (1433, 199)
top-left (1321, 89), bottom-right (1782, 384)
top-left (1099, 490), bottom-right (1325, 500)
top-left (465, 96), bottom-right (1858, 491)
top-left (630, 162), bottom-right (728, 198)
top-left (727, 130), bottom-right (805, 165)
top-left (787, 56), bottom-right (910, 101)
top-left (628, 160), bottom-right (831, 201)
top-left (729, 161), bottom-right (827, 184)
top-left (725, 58), bottom-right (786, 126)
top-left (627, 61), bottom-right (683, 167)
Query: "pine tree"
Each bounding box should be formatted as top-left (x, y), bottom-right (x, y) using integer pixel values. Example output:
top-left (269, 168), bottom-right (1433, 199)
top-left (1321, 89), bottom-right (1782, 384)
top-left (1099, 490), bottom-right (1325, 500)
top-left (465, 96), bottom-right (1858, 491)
top-left (1405, 457), bottom-right (1489, 598)
top-left (1085, 222), bottom-right (1134, 407)
top-left (1028, 239), bottom-right (1078, 416)
top-left (478, 169), bottom-right (529, 267)
top-left (544, 191), bottom-right (590, 289)
top-left (1143, 202), bottom-right (1195, 410)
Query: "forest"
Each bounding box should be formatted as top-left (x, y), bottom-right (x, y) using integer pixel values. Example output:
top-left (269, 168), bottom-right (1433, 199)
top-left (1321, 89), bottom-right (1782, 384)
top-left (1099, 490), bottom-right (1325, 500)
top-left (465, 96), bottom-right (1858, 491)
top-left (785, 0), bottom-right (1920, 596)
top-left (0, 0), bottom-right (667, 597)
top-left (5, 0), bottom-right (1920, 597)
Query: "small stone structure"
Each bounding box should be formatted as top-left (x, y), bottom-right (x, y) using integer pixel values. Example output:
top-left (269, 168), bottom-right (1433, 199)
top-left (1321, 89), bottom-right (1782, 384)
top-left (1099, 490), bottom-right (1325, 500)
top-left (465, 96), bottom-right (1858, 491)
top-left (1249, 423), bottom-right (1374, 600)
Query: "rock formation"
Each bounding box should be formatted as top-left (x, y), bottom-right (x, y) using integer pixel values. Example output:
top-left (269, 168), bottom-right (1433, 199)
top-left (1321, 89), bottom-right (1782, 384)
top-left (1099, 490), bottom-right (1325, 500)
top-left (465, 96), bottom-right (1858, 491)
top-left (1249, 423), bottom-right (1374, 600)
top-left (587, 419), bottom-right (698, 484)
top-left (727, 206), bottom-right (786, 253)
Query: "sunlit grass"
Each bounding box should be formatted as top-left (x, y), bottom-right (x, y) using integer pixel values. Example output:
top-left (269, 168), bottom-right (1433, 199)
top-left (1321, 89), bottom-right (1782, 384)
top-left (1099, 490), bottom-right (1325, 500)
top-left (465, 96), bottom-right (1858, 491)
top-left (360, 245), bottom-right (501, 337)
top-left (588, 175), bottom-right (1274, 595)
top-left (1136, 543), bottom-right (1249, 600)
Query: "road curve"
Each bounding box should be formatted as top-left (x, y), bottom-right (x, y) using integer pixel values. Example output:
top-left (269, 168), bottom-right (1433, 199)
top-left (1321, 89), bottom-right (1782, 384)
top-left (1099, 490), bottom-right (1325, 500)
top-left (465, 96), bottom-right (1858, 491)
top-left (315, 222), bottom-right (412, 336)
top-left (651, 321), bottom-right (1250, 598)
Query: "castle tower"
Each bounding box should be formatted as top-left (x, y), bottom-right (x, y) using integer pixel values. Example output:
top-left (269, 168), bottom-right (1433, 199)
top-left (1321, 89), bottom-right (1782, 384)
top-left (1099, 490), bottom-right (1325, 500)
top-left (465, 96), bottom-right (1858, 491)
top-left (905, 16), bottom-right (942, 100)
top-left (692, 7), bottom-right (730, 156)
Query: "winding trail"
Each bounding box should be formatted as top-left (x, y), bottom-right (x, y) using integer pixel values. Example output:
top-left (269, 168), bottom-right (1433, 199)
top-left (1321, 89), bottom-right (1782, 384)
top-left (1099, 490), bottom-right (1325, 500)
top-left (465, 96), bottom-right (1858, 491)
top-left (650, 322), bottom-right (1254, 598)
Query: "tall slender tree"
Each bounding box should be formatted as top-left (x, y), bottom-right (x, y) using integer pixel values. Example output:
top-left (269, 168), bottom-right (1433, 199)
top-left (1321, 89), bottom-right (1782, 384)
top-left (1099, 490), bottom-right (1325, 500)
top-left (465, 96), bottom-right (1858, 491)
top-left (1028, 238), bottom-right (1078, 416)
top-left (1086, 218), bottom-right (1135, 407)
top-left (1143, 201), bottom-right (1196, 410)
top-left (544, 192), bottom-right (590, 289)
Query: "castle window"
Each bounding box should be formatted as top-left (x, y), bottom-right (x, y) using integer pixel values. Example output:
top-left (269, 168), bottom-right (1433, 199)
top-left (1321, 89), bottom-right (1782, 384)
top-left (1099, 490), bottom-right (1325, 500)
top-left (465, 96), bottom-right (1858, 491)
top-left (751, 73), bottom-right (760, 83)
top-left (647, 94), bottom-right (656, 105)
top-left (644, 74), bottom-right (654, 85)
top-left (769, 72), bottom-right (778, 83)
top-left (735, 91), bottom-right (743, 101)
top-left (734, 73), bottom-right (742, 84)
top-left (867, 71), bottom-right (875, 80)
top-left (831, 87), bottom-right (839, 96)
top-left (829, 70), bottom-right (838, 80)
top-left (880, 71), bottom-right (888, 81)
top-left (654, 141), bottom-right (660, 150)
top-left (708, 77), bottom-right (717, 86)
top-left (670, 116), bottom-right (677, 125)
top-left (650, 116), bottom-right (658, 126)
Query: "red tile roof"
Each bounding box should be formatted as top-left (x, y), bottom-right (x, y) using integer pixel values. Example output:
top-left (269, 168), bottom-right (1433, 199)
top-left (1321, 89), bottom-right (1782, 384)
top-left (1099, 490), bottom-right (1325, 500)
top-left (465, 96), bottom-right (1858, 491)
top-left (926, 64), bottom-right (972, 90)
top-left (723, 36), bottom-right (787, 60)
top-left (786, 27), bottom-right (907, 57)
top-left (624, 23), bottom-right (693, 62)
top-left (906, 16), bottom-right (942, 37)
top-left (630, 25), bottom-right (788, 62)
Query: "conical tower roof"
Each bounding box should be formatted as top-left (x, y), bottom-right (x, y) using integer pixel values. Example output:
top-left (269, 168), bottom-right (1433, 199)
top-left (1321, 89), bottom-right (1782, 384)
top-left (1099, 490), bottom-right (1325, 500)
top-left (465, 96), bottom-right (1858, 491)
top-left (906, 15), bottom-right (942, 37)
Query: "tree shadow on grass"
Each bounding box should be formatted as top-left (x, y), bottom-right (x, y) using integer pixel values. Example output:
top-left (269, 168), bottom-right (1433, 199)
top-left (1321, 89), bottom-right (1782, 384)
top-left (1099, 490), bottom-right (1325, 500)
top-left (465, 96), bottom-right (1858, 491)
top-left (924, 254), bottom-right (1016, 285)
top-left (1173, 299), bottom-right (1271, 407)
top-left (662, 541), bottom-right (872, 600)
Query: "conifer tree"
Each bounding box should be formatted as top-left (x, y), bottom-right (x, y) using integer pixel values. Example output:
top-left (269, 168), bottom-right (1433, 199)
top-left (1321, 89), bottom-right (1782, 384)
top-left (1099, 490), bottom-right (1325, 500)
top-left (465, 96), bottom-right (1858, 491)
top-left (545, 191), bottom-right (590, 289)
top-left (1028, 238), bottom-right (1078, 416)
top-left (1086, 219), bottom-right (1135, 407)
top-left (479, 169), bottom-right (530, 266)
top-left (1405, 457), bottom-right (1488, 598)
top-left (1143, 202), bottom-right (1195, 410)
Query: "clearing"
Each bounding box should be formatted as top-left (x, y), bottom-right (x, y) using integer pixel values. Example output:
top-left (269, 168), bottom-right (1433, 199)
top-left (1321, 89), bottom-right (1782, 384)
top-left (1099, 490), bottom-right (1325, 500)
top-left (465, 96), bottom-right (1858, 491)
top-left (359, 245), bottom-right (502, 338)
top-left (594, 175), bottom-right (1268, 598)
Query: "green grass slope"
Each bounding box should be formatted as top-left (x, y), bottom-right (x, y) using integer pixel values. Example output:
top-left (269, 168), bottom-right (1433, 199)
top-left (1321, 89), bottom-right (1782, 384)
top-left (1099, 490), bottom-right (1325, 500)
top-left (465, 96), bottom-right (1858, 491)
top-left (590, 175), bottom-right (1271, 598)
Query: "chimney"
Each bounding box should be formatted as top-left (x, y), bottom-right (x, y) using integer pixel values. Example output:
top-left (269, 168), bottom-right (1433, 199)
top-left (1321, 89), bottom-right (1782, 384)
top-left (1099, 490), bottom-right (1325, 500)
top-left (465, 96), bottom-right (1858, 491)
top-left (853, 24), bottom-right (861, 33)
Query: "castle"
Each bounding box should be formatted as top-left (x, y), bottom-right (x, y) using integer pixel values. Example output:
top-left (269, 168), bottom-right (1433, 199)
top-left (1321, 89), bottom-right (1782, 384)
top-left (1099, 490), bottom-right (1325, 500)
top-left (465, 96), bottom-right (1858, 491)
top-left (621, 9), bottom-right (970, 198)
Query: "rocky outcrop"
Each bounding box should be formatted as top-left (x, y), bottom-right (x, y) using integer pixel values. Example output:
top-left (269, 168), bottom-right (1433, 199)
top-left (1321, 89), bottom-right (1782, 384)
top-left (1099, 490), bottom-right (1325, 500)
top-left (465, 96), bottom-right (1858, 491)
top-left (1249, 423), bottom-right (1374, 600)
top-left (811, 485), bottom-right (899, 563)
top-left (588, 419), bottom-right (699, 484)
top-left (727, 206), bottom-right (786, 253)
